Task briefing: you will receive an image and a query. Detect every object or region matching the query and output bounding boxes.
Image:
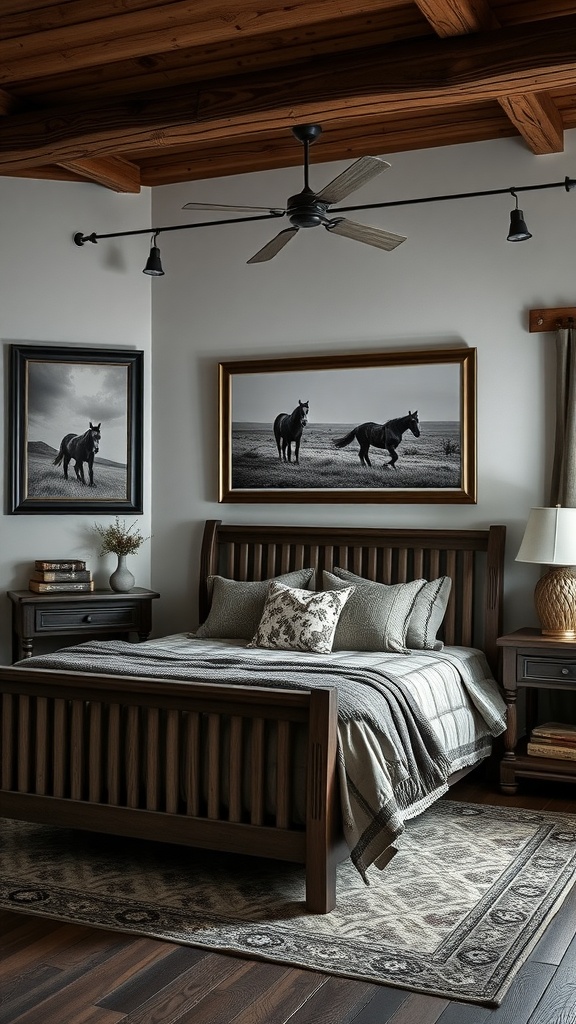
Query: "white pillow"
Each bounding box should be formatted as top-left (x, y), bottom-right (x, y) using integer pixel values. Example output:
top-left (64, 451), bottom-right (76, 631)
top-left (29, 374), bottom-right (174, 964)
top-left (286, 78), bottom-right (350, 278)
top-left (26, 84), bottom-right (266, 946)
top-left (196, 569), bottom-right (315, 640)
top-left (248, 580), bottom-right (355, 654)
top-left (405, 576), bottom-right (452, 650)
top-left (323, 569), bottom-right (426, 653)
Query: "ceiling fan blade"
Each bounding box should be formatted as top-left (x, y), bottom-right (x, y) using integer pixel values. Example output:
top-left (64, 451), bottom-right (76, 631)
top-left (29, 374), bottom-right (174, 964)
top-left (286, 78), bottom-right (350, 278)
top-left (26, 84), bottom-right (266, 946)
top-left (247, 227), bottom-right (299, 264)
top-left (183, 201), bottom-right (285, 214)
top-left (316, 156), bottom-right (391, 205)
top-left (326, 218), bottom-right (406, 251)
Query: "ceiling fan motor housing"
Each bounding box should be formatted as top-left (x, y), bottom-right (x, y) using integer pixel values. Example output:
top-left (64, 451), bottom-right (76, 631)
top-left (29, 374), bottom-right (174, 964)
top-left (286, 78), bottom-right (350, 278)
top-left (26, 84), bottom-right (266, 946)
top-left (287, 188), bottom-right (330, 228)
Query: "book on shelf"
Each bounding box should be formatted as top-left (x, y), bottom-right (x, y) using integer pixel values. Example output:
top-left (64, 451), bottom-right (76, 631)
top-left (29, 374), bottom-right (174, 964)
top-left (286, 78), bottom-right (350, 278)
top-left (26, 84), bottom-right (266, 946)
top-left (529, 734), bottom-right (576, 749)
top-left (527, 741), bottom-right (576, 761)
top-left (30, 569), bottom-right (92, 583)
top-left (34, 559), bottom-right (87, 571)
top-left (28, 580), bottom-right (95, 594)
top-left (528, 724), bottom-right (573, 741)
top-left (530, 722), bottom-right (576, 746)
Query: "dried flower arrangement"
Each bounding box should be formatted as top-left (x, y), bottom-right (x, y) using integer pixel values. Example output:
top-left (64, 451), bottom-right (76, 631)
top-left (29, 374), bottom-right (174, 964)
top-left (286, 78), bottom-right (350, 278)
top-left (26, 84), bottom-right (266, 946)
top-left (94, 516), bottom-right (150, 556)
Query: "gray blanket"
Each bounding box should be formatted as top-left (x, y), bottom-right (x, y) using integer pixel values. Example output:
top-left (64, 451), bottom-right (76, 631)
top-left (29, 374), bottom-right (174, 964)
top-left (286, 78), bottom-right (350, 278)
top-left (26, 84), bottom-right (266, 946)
top-left (17, 639), bottom-right (456, 879)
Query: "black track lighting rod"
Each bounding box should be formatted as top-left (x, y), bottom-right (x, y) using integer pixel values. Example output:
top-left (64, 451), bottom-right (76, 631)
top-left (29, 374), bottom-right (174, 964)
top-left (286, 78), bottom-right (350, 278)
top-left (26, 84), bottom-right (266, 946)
top-left (73, 211), bottom-right (284, 245)
top-left (337, 176), bottom-right (576, 214)
top-left (74, 176), bottom-right (576, 247)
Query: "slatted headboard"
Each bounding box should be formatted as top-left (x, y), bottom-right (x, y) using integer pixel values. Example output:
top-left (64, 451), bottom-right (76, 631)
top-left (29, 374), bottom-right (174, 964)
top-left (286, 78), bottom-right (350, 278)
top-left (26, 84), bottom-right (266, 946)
top-left (198, 521), bottom-right (506, 674)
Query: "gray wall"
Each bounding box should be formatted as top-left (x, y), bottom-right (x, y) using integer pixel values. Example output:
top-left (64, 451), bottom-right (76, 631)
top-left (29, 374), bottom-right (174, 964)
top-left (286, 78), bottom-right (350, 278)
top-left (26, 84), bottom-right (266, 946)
top-left (149, 132), bottom-right (576, 639)
top-left (1, 130), bottom-right (575, 661)
top-left (0, 178), bottom-right (152, 662)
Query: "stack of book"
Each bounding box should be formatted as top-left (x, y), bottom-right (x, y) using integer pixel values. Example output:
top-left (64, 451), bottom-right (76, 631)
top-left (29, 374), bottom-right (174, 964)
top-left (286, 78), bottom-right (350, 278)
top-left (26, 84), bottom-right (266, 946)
top-left (29, 559), bottom-right (94, 593)
top-left (527, 722), bottom-right (576, 761)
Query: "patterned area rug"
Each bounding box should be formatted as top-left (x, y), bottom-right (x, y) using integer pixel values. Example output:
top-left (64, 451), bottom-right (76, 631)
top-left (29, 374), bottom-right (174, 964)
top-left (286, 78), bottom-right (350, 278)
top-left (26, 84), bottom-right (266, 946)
top-left (1, 800), bottom-right (576, 1007)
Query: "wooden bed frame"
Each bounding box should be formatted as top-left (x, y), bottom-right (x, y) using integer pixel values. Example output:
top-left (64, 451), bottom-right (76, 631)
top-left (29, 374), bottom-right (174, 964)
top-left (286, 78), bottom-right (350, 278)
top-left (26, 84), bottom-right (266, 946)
top-left (0, 521), bottom-right (505, 914)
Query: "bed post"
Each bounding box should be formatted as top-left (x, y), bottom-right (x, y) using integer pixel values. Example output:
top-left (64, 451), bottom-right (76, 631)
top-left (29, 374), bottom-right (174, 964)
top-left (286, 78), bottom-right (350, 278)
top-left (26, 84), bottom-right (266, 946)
top-left (484, 525), bottom-right (506, 676)
top-left (305, 687), bottom-right (340, 913)
top-left (198, 520), bottom-right (221, 624)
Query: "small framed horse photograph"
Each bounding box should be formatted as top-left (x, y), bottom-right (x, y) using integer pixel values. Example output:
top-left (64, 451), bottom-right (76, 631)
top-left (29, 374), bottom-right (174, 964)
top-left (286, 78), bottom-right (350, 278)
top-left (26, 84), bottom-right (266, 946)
top-left (9, 344), bottom-right (144, 514)
top-left (219, 347), bottom-right (476, 504)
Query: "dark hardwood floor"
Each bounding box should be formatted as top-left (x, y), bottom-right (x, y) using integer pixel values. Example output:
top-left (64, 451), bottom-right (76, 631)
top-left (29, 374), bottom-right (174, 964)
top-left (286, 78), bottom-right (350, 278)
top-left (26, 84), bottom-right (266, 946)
top-left (2, 771), bottom-right (576, 1024)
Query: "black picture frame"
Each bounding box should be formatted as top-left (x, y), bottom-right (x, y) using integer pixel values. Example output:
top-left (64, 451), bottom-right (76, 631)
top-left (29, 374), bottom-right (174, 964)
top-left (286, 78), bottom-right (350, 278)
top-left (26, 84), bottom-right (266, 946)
top-left (219, 347), bottom-right (476, 504)
top-left (9, 344), bottom-right (144, 514)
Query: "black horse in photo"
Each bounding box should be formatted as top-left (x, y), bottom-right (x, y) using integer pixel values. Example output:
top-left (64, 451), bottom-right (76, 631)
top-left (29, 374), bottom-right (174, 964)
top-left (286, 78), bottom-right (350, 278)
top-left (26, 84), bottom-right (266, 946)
top-left (334, 410), bottom-right (420, 469)
top-left (53, 422), bottom-right (101, 486)
top-left (274, 399), bottom-right (309, 464)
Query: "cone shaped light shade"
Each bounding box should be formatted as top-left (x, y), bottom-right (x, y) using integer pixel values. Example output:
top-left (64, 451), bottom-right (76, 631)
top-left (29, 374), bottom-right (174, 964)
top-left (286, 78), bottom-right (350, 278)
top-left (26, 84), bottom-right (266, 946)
top-left (516, 507), bottom-right (576, 638)
top-left (507, 207), bottom-right (532, 241)
top-left (143, 245), bottom-right (164, 276)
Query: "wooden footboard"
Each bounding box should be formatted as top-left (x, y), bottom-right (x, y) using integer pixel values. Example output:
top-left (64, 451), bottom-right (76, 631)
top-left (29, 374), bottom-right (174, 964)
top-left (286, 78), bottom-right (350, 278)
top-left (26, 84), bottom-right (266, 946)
top-left (0, 666), bottom-right (341, 913)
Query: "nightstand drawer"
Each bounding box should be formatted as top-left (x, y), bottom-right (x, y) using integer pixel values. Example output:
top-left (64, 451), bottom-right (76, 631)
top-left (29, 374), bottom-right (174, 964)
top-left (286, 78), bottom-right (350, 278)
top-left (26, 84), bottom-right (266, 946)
top-left (519, 655), bottom-right (576, 683)
top-left (35, 603), bottom-right (138, 632)
top-left (8, 588), bottom-right (160, 662)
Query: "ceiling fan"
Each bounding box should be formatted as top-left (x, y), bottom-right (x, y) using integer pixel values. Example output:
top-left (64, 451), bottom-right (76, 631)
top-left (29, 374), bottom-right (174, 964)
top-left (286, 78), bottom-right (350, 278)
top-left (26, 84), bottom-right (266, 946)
top-left (182, 124), bottom-right (407, 263)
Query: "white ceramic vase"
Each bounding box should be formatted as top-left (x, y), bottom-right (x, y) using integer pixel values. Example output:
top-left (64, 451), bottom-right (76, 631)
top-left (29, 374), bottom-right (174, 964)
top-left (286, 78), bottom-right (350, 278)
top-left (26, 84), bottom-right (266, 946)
top-left (109, 553), bottom-right (135, 593)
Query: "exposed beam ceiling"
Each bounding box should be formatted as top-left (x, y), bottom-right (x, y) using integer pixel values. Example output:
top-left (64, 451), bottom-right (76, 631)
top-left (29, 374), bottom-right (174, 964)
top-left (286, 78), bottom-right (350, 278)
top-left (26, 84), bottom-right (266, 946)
top-left (2, 1), bottom-right (576, 192)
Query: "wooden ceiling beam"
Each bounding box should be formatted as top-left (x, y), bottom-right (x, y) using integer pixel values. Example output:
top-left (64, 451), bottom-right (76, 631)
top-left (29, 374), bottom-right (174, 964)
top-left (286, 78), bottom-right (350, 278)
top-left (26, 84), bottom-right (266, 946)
top-left (57, 156), bottom-right (141, 192)
top-left (498, 92), bottom-right (564, 153)
top-left (413, 0), bottom-right (498, 35)
top-left (0, 89), bottom-right (15, 114)
top-left (415, 0), bottom-right (564, 153)
top-left (2, 15), bottom-right (576, 171)
top-left (137, 108), bottom-right (514, 184)
top-left (0, 0), bottom-right (395, 84)
top-left (11, 10), bottom-right (430, 108)
top-left (0, 0), bottom-right (177, 38)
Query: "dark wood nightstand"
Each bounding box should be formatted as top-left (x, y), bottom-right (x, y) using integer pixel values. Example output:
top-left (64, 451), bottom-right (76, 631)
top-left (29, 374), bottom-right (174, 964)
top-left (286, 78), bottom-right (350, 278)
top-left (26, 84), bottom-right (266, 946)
top-left (7, 588), bottom-right (160, 663)
top-left (497, 628), bottom-right (576, 793)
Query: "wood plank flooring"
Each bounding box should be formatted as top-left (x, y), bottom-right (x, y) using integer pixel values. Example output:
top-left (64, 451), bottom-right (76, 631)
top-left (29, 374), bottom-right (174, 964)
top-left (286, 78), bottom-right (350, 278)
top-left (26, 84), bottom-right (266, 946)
top-left (1, 771), bottom-right (575, 1024)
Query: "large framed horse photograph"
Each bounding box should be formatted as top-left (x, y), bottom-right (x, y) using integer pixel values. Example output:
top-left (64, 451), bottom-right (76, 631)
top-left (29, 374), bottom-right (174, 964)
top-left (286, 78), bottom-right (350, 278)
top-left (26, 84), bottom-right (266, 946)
top-left (219, 347), bottom-right (477, 504)
top-left (9, 344), bottom-right (144, 514)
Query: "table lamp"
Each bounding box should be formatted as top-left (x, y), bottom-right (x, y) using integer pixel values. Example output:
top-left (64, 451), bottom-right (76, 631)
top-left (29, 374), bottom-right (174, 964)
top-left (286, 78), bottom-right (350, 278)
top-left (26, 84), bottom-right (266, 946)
top-left (516, 505), bottom-right (576, 639)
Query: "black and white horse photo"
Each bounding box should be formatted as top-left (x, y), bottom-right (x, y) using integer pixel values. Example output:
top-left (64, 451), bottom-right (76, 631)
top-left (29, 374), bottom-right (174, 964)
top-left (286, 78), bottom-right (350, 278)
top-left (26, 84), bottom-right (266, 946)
top-left (53, 422), bottom-right (101, 486)
top-left (334, 410), bottom-right (420, 469)
top-left (273, 399), bottom-right (309, 464)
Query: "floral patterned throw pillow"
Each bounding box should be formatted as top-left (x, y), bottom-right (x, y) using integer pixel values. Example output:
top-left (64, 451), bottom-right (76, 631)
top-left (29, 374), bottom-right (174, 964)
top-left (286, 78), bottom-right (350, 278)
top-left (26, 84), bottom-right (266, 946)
top-left (247, 580), bottom-right (355, 654)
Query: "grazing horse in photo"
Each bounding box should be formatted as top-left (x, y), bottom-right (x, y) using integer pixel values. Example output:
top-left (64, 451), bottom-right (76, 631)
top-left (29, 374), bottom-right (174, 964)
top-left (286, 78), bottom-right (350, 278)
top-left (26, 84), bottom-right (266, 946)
top-left (53, 422), bottom-right (101, 486)
top-left (274, 399), bottom-right (309, 464)
top-left (334, 410), bottom-right (420, 469)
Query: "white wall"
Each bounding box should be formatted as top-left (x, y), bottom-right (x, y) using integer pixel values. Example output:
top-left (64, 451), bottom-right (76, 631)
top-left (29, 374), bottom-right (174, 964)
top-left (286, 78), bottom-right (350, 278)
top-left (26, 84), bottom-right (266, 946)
top-left (0, 177), bottom-right (153, 662)
top-left (149, 131), bottom-right (576, 639)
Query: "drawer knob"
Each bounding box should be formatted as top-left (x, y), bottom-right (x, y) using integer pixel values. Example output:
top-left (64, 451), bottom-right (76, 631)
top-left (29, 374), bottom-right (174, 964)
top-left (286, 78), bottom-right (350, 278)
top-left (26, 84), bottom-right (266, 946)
top-left (561, 667), bottom-right (570, 676)
top-left (84, 615), bottom-right (93, 623)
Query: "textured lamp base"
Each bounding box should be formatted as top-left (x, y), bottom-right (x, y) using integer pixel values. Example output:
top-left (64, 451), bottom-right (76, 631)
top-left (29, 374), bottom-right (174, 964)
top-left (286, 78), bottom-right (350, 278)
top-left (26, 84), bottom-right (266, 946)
top-left (534, 566), bottom-right (576, 639)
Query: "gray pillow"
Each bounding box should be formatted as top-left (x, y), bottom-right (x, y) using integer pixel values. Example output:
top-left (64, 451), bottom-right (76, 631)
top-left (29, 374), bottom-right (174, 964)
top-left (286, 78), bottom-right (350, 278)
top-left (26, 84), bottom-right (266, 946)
top-left (323, 568), bottom-right (425, 653)
top-left (196, 569), bottom-right (315, 640)
top-left (405, 576), bottom-right (452, 651)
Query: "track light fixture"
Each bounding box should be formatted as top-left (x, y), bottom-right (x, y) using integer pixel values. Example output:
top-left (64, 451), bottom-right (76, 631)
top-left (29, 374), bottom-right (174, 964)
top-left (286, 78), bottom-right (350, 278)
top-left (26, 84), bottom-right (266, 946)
top-left (73, 174), bottom-right (576, 274)
top-left (507, 191), bottom-right (532, 242)
top-left (143, 232), bottom-right (164, 276)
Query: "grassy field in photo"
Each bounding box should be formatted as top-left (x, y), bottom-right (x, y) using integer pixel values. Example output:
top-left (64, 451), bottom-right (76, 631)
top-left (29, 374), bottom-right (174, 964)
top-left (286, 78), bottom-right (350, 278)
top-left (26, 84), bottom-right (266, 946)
top-left (231, 421), bottom-right (461, 490)
top-left (26, 442), bottom-right (127, 499)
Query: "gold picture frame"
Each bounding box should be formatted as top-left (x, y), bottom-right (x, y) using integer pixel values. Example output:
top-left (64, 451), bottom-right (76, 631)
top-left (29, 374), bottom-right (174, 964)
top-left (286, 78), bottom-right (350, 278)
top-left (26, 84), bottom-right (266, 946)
top-left (219, 347), bottom-right (476, 504)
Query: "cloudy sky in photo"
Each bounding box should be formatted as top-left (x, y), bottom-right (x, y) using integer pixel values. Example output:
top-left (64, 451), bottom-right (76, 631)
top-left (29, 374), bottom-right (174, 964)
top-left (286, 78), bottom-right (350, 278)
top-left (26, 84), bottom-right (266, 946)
top-left (27, 359), bottom-right (128, 464)
top-left (232, 362), bottom-right (460, 425)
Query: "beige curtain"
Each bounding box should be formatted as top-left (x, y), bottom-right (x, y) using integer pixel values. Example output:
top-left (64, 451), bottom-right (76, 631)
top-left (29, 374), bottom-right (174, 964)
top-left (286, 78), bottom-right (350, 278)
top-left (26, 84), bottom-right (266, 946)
top-left (549, 323), bottom-right (576, 506)
top-left (545, 323), bottom-right (576, 722)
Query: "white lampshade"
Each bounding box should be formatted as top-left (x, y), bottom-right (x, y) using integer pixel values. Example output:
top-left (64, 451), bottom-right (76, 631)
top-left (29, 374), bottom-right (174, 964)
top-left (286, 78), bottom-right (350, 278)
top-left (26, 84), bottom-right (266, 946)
top-left (516, 506), bottom-right (576, 566)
